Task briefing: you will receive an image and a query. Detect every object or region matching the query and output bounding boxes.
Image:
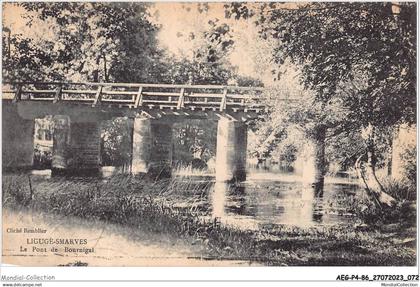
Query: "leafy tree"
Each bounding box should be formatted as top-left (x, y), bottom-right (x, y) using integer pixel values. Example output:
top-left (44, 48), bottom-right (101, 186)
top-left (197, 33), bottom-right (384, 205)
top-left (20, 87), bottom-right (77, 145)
top-left (101, 118), bottom-right (133, 168)
top-left (2, 32), bottom-right (60, 81)
top-left (4, 2), bottom-right (164, 82)
top-left (226, 2), bottom-right (416, 206)
top-left (172, 120), bottom-right (217, 166)
top-left (162, 19), bottom-right (236, 85)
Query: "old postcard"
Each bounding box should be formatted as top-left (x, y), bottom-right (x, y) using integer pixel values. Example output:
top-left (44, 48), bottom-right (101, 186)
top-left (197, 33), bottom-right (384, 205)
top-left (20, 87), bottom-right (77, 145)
top-left (1, 1), bottom-right (417, 283)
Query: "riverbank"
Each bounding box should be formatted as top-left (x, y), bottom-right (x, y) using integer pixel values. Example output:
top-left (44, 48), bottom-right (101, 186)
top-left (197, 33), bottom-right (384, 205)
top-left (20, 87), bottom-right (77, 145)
top-left (2, 208), bottom-right (260, 266)
top-left (2, 174), bottom-right (416, 266)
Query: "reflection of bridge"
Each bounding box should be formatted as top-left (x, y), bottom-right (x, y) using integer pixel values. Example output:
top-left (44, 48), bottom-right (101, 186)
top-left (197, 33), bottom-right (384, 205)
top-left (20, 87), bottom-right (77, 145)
top-left (3, 81), bottom-right (269, 181)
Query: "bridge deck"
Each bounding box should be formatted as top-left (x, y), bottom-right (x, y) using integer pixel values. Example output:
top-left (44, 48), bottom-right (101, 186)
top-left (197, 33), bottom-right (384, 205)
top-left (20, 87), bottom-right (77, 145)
top-left (2, 82), bottom-right (269, 114)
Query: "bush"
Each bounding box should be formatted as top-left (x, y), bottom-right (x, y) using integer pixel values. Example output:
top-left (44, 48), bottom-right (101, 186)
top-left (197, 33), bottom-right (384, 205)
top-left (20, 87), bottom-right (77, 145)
top-left (2, 174), bottom-right (33, 206)
top-left (348, 181), bottom-right (416, 226)
top-left (33, 146), bottom-right (52, 169)
top-left (401, 145), bottom-right (416, 188)
top-left (382, 178), bottom-right (416, 202)
top-left (278, 144), bottom-right (298, 166)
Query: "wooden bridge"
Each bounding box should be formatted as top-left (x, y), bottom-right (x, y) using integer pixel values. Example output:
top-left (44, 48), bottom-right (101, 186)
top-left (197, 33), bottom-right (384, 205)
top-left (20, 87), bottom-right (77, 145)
top-left (2, 81), bottom-right (298, 181)
top-left (2, 81), bottom-right (267, 114)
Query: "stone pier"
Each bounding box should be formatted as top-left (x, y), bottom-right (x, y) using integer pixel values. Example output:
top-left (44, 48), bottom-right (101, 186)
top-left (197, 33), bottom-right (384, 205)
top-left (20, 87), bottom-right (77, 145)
top-left (52, 115), bottom-right (70, 171)
top-left (2, 103), bottom-right (35, 170)
top-left (131, 118), bottom-right (173, 178)
top-left (215, 118), bottom-right (247, 182)
top-left (52, 116), bottom-right (101, 176)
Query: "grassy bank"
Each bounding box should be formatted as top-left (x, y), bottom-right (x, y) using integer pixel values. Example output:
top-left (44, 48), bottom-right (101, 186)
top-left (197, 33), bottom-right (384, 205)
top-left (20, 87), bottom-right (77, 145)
top-left (2, 174), bottom-right (416, 266)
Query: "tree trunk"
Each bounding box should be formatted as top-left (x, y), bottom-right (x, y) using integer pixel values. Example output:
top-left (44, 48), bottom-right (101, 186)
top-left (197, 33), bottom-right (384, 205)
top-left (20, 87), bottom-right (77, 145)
top-left (387, 133), bottom-right (393, 176)
top-left (359, 123), bottom-right (396, 207)
top-left (92, 56), bottom-right (101, 82)
top-left (302, 125), bottom-right (326, 191)
top-left (103, 54), bottom-right (109, 82)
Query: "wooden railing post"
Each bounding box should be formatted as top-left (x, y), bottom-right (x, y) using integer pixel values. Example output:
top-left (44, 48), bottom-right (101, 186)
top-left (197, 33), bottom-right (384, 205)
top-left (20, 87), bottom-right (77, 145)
top-left (53, 85), bottom-right (62, 103)
top-left (92, 86), bottom-right (103, 107)
top-left (12, 85), bottom-right (22, 103)
top-left (134, 86), bottom-right (143, 108)
top-left (177, 88), bottom-right (185, 109)
top-left (219, 87), bottom-right (228, 111)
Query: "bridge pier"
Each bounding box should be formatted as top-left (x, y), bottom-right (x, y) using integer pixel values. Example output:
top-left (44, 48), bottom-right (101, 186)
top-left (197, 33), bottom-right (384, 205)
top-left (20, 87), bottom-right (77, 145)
top-left (131, 118), bottom-right (173, 178)
top-left (52, 116), bottom-right (101, 176)
top-left (2, 103), bottom-right (35, 170)
top-left (215, 118), bottom-right (247, 182)
top-left (52, 115), bottom-right (70, 171)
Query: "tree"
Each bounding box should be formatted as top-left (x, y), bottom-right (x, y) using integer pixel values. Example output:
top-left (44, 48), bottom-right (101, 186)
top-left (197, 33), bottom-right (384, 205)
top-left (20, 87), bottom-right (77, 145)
top-left (161, 19), bottom-right (236, 85)
top-left (172, 120), bottom-right (217, 166)
top-left (101, 118), bottom-right (133, 168)
top-left (226, 2), bottom-right (416, 206)
top-left (4, 2), bottom-right (164, 83)
top-left (252, 80), bottom-right (350, 186)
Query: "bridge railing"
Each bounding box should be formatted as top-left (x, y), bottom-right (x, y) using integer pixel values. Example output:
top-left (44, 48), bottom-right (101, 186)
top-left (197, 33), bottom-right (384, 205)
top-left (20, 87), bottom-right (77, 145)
top-left (2, 81), bottom-right (269, 113)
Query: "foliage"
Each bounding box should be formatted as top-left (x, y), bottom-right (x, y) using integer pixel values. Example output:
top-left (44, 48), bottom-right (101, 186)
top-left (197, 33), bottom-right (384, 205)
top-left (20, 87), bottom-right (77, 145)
top-left (172, 120), bottom-right (217, 165)
top-left (101, 118), bottom-right (133, 167)
top-left (225, 3), bottom-right (416, 186)
top-left (277, 144), bottom-right (298, 166)
top-left (4, 2), bottom-right (163, 82)
top-left (2, 174), bottom-right (33, 206)
top-left (381, 178), bottom-right (416, 202)
top-left (2, 33), bottom-right (60, 81)
top-left (162, 19), bottom-right (236, 85)
top-left (248, 121), bottom-right (285, 160)
top-left (229, 1), bottom-right (415, 126)
top-left (400, 144), bottom-right (417, 188)
top-left (33, 146), bottom-right (52, 169)
top-left (249, 3), bottom-right (415, 126)
top-left (350, 192), bottom-right (416, 226)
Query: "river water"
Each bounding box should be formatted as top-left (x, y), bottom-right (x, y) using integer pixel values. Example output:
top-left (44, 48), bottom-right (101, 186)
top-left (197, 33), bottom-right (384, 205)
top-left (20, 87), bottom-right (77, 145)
top-left (170, 171), bottom-right (360, 229)
top-left (31, 167), bottom-right (361, 229)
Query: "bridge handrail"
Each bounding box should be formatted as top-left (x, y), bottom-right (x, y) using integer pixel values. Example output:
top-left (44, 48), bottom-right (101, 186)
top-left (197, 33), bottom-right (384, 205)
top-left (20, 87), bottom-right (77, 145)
top-left (2, 81), bottom-right (270, 113)
top-left (2, 81), bottom-right (265, 92)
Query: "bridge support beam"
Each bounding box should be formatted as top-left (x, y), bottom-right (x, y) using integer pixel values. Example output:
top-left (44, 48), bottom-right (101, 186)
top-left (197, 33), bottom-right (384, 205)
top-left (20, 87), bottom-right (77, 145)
top-left (131, 118), bottom-right (173, 178)
top-left (2, 103), bottom-right (35, 170)
top-left (216, 118), bottom-right (247, 182)
top-left (52, 116), bottom-right (101, 176)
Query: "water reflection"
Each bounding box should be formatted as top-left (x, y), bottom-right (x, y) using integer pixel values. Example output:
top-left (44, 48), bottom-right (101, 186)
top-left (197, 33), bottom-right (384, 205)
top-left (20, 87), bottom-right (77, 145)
top-left (211, 181), bottom-right (228, 219)
top-left (31, 169), bottom-right (51, 178)
top-left (301, 184), bottom-right (324, 224)
top-left (208, 179), bottom-right (357, 229)
top-left (31, 166), bottom-right (123, 179)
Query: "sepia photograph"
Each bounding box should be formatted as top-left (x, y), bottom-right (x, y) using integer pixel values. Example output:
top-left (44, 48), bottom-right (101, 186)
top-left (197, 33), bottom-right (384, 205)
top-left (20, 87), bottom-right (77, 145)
top-left (1, 0), bottom-right (417, 277)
